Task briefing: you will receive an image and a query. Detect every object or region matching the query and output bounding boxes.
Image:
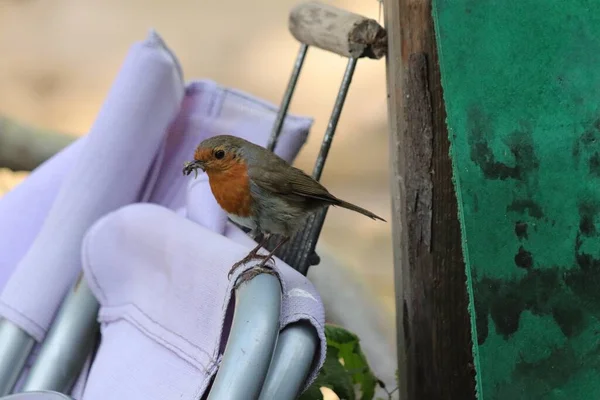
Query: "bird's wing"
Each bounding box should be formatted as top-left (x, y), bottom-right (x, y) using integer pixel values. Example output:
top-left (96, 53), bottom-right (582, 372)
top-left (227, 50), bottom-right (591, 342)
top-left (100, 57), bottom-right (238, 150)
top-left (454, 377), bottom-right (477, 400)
top-left (249, 163), bottom-right (385, 221)
top-left (248, 164), bottom-right (339, 204)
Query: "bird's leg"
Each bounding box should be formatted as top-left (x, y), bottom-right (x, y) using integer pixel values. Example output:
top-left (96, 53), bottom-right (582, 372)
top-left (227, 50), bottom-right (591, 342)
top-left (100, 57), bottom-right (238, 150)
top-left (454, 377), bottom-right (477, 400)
top-left (232, 236), bottom-right (290, 288)
top-left (252, 236), bottom-right (290, 269)
top-left (228, 233), bottom-right (271, 277)
top-left (242, 235), bottom-right (269, 260)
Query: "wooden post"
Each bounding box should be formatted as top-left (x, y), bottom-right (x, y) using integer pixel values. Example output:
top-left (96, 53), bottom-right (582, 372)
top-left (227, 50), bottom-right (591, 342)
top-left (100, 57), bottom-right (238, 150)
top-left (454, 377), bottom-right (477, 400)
top-left (383, 1), bottom-right (476, 399)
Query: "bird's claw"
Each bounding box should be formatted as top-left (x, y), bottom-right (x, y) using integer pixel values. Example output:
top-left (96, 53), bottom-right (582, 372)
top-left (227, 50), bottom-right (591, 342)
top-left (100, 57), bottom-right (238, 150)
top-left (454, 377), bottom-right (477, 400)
top-left (227, 254), bottom-right (272, 278)
top-left (233, 266), bottom-right (278, 291)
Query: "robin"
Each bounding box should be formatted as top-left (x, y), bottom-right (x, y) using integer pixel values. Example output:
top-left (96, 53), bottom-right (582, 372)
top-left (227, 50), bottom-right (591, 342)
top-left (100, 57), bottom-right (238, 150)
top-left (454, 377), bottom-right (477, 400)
top-left (183, 134), bottom-right (385, 278)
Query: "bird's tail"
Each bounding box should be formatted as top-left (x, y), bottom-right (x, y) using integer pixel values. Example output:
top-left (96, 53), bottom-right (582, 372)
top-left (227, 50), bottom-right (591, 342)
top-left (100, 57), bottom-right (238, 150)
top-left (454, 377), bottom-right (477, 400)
top-left (335, 199), bottom-right (386, 222)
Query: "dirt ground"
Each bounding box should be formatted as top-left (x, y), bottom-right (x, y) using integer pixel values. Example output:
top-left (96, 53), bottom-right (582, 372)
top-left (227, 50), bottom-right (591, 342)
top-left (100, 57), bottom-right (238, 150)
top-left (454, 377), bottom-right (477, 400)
top-left (0, 0), bottom-right (396, 392)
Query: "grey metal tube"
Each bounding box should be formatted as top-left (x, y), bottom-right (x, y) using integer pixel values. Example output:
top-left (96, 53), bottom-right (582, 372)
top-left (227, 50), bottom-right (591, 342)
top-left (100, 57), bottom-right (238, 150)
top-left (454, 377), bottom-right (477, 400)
top-left (0, 320), bottom-right (36, 395)
top-left (266, 43), bottom-right (309, 152)
top-left (258, 321), bottom-right (319, 400)
top-left (275, 57), bottom-right (359, 275)
top-left (0, 390), bottom-right (73, 399)
top-left (207, 274), bottom-right (282, 400)
top-left (312, 57), bottom-right (358, 181)
top-left (21, 277), bottom-right (99, 393)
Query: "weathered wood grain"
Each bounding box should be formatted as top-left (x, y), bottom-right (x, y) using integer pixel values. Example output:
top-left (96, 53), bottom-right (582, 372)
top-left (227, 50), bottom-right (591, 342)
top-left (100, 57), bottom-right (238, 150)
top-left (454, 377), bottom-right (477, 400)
top-left (384, 0), bottom-right (476, 398)
top-left (288, 1), bottom-right (387, 59)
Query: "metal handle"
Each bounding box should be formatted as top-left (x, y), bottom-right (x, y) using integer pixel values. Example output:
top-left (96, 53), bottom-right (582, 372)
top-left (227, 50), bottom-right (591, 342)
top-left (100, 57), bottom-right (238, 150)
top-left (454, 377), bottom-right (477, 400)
top-left (22, 277), bottom-right (99, 393)
top-left (0, 320), bottom-right (35, 395)
top-left (0, 390), bottom-right (73, 400)
top-left (265, 57), bottom-right (359, 275)
top-left (206, 274), bottom-right (282, 400)
top-left (258, 321), bottom-right (319, 400)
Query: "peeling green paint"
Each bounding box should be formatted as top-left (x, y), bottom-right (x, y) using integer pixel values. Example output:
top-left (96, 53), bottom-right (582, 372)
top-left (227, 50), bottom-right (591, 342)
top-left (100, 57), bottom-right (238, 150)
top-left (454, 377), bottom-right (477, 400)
top-left (433, 1), bottom-right (600, 398)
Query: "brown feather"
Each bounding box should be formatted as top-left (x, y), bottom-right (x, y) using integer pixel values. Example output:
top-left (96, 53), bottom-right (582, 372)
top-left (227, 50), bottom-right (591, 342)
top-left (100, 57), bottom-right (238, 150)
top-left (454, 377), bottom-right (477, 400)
top-left (249, 164), bottom-right (385, 221)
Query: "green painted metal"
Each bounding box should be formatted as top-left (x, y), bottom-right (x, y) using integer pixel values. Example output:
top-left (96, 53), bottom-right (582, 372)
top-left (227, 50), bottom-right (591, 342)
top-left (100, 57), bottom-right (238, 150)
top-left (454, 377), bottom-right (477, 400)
top-left (432, 1), bottom-right (600, 399)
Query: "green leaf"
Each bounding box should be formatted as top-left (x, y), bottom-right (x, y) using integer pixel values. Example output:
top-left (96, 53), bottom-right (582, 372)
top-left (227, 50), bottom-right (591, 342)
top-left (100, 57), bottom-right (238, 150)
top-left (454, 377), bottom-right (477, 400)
top-left (298, 384), bottom-right (324, 400)
top-left (323, 348), bottom-right (356, 400)
top-left (301, 346), bottom-right (355, 400)
top-left (302, 324), bottom-right (388, 400)
top-left (324, 324), bottom-right (378, 400)
top-left (325, 324), bottom-right (360, 346)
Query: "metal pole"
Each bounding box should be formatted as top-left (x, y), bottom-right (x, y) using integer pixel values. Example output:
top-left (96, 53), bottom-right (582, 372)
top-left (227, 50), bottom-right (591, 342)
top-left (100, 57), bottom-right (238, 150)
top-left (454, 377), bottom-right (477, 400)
top-left (0, 391), bottom-right (74, 400)
top-left (0, 320), bottom-right (35, 395)
top-left (272, 57), bottom-right (359, 275)
top-left (266, 44), bottom-right (309, 152)
top-left (312, 57), bottom-right (358, 180)
top-left (257, 321), bottom-right (318, 400)
top-left (207, 275), bottom-right (281, 400)
top-left (22, 277), bottom-right (99, 393)
top-left (295, 57), bottom-right (359, 273)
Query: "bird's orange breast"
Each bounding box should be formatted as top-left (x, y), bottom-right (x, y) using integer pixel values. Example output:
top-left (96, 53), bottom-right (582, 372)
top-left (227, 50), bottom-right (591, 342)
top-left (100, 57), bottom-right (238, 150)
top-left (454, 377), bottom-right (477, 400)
top-left (207, 162), bottom-right (253, 217)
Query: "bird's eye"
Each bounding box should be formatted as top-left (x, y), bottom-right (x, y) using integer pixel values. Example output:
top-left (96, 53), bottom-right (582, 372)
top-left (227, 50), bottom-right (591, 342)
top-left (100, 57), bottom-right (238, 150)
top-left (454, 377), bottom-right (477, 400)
top-left (214, 149), bottom-right (225, 160)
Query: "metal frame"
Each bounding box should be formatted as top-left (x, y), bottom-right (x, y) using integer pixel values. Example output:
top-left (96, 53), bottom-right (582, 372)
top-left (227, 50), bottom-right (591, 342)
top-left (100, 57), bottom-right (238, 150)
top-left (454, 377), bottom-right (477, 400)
top-left (0, 320), bottom-right (35, 395)
top-left (0, 1), bottom-right (379, 398)
top-left (0, 392), bottom-right (73, 400)
top-left (258, 321), bottom-right (319, 399)
top-left (21, 280), bottom-right (99, 393)
top-left (207, 275), bottom-right (282, 399)
top-left (206, 33), bottom-right (360, 400)
top-left (267, 55), bottom-right (359, 275)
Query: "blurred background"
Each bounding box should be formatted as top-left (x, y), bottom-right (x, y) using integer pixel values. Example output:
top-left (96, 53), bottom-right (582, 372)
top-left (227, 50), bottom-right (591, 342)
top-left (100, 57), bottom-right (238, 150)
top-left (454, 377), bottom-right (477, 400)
top-left (0, 0), bottom-right (395, 393)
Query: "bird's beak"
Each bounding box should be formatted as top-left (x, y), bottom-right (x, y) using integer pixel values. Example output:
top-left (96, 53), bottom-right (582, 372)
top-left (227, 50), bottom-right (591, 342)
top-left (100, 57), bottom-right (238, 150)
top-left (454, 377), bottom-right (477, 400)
top-left (182, 160), bottom-right (205, 178)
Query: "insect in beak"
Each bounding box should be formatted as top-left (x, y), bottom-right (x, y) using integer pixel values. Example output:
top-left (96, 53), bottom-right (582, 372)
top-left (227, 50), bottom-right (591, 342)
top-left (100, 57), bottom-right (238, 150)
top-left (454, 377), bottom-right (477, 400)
top-left (182, 160), bottom-right (204, 178)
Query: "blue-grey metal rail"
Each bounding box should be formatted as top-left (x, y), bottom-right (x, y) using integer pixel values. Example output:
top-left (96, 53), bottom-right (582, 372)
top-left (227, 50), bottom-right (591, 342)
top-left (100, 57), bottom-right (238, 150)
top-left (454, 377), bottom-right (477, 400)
top-left (258, 320), bottom-right (319, 400)
top-left (21, 278), bottom-right (99, 393)
top-left (0, 391), bottom-right (73, 400)
top-left (206, 274), bottom-right (282, 400)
